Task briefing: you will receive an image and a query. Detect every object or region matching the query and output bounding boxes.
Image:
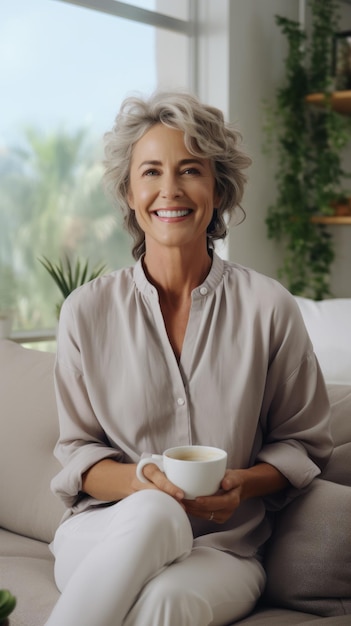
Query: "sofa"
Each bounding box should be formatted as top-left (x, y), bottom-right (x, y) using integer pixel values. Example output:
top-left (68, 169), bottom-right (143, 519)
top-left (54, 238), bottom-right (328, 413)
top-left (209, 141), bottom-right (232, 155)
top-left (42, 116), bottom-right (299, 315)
top-left (0, 296), bottom-right (351, 625)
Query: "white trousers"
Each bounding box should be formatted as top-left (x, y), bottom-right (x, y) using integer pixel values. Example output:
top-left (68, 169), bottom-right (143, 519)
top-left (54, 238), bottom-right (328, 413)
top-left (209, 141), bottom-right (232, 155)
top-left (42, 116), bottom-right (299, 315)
top-left (45, 491), bottom-right (265, 626)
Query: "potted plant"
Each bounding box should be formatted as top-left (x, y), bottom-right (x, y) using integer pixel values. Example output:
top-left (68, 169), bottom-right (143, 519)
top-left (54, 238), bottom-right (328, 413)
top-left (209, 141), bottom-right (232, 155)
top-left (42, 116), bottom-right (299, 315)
top-left (0, 265), bottom-right (17, 339)
top-left (264, 0), bottom-right (351, 299)
top-left (0, 588), bottom-right (16, 623)
top-left (39, 255), bottom-right (108, 319)
top-left (330, 192), bottom-right (351, 216)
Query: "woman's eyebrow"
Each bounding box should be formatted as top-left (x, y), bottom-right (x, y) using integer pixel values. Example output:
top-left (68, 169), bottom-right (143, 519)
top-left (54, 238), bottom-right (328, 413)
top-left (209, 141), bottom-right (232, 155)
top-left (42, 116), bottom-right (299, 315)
top-left (138, 160), bottom-right (161, 170)
top-left (138, 158), bottom-right (205, 170)
top-left (179, 158), bottom-right (205, 167)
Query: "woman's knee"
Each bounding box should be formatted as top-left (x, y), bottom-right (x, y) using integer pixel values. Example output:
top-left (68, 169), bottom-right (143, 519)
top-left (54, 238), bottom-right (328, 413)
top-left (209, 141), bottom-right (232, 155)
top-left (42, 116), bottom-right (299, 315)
top-left (54, 490), bottom-right (192, 592)
top-left (99, 490), bottom-right (193, 564)
top-left (123, 490), bottom-right (193, 556)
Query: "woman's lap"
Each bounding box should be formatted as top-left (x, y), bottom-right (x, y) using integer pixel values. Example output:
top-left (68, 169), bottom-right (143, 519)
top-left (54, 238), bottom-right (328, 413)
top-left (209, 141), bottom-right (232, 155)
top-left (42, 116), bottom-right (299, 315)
top-left (48, 491), bottom-right (265, 626)
top-left (125, 545), bottom-right (266, 626)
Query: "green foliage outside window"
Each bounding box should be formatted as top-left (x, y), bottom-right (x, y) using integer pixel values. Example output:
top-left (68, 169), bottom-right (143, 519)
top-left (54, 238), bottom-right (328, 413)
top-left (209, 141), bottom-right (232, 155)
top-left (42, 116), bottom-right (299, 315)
top-left (0, 126), bottom-right (133, 332)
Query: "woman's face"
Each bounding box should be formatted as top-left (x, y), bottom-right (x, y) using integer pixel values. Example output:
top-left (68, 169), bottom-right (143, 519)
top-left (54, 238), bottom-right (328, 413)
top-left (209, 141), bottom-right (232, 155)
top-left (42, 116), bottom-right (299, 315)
top-left (127, 123), bottom-right (219, 253)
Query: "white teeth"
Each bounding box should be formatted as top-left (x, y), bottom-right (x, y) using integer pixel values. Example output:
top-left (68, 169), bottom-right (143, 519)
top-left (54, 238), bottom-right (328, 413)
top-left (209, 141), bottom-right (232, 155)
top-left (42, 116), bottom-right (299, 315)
top-left (156, 209), bottom-right (190, 218)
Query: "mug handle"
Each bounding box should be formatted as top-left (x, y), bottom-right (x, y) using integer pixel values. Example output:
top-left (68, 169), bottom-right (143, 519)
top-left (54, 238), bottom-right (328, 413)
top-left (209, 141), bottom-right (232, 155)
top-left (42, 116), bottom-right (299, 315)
top-left (136, 454), bottom-right (164, 483)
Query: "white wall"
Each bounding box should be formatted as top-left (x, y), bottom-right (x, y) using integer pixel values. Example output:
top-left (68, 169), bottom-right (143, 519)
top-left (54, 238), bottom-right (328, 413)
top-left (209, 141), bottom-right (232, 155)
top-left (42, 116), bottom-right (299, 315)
top-left (197, 0), bottom-right (351, 296)
top-left (227, 0), bottom-right (300, 281)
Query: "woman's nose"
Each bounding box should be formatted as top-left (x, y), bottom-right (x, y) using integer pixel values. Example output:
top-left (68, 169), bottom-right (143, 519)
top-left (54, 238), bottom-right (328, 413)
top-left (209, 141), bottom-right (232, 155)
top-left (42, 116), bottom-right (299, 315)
top-left (160, 174), bottom-right (183, 198)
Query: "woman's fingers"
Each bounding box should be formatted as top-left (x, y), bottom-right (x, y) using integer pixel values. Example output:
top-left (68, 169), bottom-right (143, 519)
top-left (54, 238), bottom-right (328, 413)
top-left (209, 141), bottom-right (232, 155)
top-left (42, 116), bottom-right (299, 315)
top-left (183, 487), bottom-right (241, 523)
top-left (136, 462), bottom-right (185, 501)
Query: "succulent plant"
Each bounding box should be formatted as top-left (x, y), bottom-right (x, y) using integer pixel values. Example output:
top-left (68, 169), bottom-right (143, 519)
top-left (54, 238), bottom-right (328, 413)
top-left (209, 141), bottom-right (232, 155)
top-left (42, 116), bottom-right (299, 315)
top-left (0, 589), bottom-right (16, 622)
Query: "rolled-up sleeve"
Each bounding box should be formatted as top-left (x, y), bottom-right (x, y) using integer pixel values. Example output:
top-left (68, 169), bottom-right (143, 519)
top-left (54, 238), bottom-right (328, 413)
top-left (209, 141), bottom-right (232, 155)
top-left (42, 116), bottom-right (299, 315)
top-left (51, 297), bottom-right (123, 509)
top-left (257, 350), bottom-right (332, 488)
top-left (255, 288), bottom-right (333, 510)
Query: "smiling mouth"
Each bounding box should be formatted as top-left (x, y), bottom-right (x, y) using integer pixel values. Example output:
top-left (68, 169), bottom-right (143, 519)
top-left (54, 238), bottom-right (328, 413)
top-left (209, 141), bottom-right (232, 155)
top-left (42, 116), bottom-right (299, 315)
top-left (155, 209), bottom-right (192, 218)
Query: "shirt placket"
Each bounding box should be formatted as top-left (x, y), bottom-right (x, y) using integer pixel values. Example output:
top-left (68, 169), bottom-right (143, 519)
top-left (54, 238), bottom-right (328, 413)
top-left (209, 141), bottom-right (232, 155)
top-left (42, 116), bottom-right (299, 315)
top-left (147, 288), bottom-right (192, 445)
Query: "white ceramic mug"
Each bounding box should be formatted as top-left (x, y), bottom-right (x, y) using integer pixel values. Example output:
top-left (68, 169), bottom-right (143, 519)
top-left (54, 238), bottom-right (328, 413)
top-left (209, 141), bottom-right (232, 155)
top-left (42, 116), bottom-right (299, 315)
top-left (136, 445), bottom-right (227, 499)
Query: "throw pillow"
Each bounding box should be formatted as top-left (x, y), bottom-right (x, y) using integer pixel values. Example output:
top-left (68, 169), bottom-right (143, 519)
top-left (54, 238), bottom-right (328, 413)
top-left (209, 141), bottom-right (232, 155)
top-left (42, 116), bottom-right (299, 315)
top-left (322, 385), bottom-right (351, 487)
top-left (0, 340), bottom-right (65, 543)
top-left (264, 478), bottom-right (351, 616)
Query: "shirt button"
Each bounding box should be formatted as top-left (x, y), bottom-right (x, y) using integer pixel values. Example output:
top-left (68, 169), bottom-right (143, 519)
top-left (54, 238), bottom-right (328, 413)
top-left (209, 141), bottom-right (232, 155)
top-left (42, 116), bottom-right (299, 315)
top-left (200, 287), bottom-right (208, 296)
top-left (177, 398), bottom-right (185, 406)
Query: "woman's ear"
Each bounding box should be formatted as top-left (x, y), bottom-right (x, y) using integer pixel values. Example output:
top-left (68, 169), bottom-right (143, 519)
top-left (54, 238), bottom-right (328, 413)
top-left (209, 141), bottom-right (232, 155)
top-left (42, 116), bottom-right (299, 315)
top-left (127, 189), bottom-right (135, 211)
top-left (213, 182), bottom-right (222, 209)
top-left (213, 192), bottom-right (222, 209)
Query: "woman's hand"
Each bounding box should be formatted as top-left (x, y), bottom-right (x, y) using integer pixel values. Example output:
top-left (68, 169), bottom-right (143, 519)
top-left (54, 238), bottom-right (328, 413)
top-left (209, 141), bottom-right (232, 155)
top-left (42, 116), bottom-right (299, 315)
top-left (182, 469), bottom-right (244, 524)
top-left (183, 464), bottom-right (290, 523)
top-left (131, 462), bottom-right (186, 505)
top-left (82, 459), bottom-right (185, 503)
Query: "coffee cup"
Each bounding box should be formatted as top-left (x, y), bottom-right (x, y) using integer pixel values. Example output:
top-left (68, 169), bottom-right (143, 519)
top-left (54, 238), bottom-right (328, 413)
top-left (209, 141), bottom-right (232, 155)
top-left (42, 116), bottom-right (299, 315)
top-left (136, 445), bottom-right (227, 499)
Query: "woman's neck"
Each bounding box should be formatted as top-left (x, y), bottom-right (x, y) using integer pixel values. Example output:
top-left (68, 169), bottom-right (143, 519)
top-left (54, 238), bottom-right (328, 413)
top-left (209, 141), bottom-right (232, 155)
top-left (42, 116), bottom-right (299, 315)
top-left (142, 245), bottom-right (212, 306)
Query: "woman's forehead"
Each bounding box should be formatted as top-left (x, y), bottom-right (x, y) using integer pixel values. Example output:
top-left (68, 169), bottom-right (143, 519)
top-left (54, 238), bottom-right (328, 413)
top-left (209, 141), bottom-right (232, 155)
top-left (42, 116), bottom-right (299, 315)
top-left (130, 123), bottom-right (211, 167)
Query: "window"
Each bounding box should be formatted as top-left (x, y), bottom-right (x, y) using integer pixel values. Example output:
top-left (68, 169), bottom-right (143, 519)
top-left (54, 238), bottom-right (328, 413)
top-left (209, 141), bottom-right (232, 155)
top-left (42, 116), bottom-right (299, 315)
top-left (113, 1), bottom-right (189, 20)
top-left (0, 0), bottom-right (192, 345)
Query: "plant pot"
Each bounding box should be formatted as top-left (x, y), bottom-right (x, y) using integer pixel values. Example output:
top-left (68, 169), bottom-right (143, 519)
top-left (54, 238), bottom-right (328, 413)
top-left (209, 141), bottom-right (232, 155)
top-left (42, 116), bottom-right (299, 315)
top-left (330, 198), bottom-right (351, 216)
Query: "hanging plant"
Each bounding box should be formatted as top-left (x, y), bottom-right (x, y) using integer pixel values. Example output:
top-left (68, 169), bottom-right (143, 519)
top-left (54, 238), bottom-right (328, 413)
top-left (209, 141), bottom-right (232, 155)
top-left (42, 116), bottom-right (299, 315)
top-left (308, 0), bottom-right (350, 215)
top-left (264, 0), bottom-right (351, 300)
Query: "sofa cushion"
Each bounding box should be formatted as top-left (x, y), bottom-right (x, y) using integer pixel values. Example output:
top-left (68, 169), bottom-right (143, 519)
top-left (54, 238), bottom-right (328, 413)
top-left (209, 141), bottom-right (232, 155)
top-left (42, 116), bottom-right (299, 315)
top-left (327, 385), bottom-right (351, 446)
top-left (238, 607), bottom-right (351, 625)
top-left (322, 385), bottom-right (351, 487)
top-left (294, 297), bottom-right (351, 385)
top-left (0, 340), bottom-right (65, 543)
top-left (235, 606), bottom-right (320, 624)
top-left (263, 478), bottom-right (351, 617)
top-left (0, 529), bottom-right (59, 626)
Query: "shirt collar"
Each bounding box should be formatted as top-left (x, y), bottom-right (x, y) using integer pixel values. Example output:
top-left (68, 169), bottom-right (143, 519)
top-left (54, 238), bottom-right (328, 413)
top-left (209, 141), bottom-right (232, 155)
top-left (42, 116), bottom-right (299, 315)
top-left (133, 251), bottom-right (225, 300)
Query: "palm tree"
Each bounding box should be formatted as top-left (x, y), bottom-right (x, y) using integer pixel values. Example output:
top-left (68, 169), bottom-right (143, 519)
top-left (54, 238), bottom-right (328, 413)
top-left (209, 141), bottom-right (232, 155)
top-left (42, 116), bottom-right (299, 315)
top-left (0, 126), bottom-right (133, 330)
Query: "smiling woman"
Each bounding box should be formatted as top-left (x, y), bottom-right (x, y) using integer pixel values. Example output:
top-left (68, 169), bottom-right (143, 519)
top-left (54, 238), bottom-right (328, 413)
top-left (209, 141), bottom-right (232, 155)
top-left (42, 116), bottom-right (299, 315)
top-left (103, 91), bottom-right (250, 259)
top-left (44, 90), bottom-right (332, 626)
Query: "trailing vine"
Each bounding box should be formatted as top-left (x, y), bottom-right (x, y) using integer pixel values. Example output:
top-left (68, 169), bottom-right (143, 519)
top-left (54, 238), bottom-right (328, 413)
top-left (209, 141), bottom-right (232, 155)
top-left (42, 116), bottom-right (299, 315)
top-left (265, 0), bottom-right (351, 300)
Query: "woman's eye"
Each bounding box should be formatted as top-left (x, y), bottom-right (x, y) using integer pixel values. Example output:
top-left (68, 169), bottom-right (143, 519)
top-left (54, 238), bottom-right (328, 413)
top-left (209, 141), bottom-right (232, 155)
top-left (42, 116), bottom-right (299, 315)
top-left (143, 169), bottom-right (159, 176)
top-left (183, 167), bottom-right (200, 175)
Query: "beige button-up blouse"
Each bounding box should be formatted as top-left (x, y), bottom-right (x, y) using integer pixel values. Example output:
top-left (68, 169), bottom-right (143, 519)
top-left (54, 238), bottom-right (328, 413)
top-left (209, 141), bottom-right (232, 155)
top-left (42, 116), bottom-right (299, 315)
top-left (51, 253), bottom-right (333, 557)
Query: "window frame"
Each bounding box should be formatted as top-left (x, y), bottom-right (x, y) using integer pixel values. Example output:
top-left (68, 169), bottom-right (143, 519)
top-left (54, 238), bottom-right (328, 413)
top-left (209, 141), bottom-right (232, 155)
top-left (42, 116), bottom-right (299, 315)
top-left (57, 0), bottom-right (193, 33)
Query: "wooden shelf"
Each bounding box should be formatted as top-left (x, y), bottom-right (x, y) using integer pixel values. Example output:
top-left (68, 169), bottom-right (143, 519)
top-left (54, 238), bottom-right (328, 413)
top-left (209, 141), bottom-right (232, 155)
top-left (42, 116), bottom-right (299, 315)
top-left (311, 215), bottom-right (351, 224)
top-left (306, 90), bottom-right (351, 115)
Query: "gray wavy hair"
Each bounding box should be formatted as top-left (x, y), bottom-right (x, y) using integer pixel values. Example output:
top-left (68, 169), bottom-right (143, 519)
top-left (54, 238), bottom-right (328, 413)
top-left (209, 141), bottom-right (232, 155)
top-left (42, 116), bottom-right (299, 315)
top-left (103, 90), bottom-right (251, 260)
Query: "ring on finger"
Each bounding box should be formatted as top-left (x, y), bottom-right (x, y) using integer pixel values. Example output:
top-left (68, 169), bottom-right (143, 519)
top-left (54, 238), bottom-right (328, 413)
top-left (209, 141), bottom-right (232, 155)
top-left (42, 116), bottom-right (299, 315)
top-left (209, 511), bottom-right (215, 521)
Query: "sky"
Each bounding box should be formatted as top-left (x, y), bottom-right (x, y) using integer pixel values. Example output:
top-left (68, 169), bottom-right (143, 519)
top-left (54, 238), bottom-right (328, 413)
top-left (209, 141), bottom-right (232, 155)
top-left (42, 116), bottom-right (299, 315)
top-left (0, 0), bottom-right (157, 146)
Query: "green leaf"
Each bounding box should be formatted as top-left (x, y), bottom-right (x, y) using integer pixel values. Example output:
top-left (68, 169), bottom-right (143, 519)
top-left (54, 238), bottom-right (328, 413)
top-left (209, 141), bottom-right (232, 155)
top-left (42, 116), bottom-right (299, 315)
top-left (38, 255), bottom-right (108, 318)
